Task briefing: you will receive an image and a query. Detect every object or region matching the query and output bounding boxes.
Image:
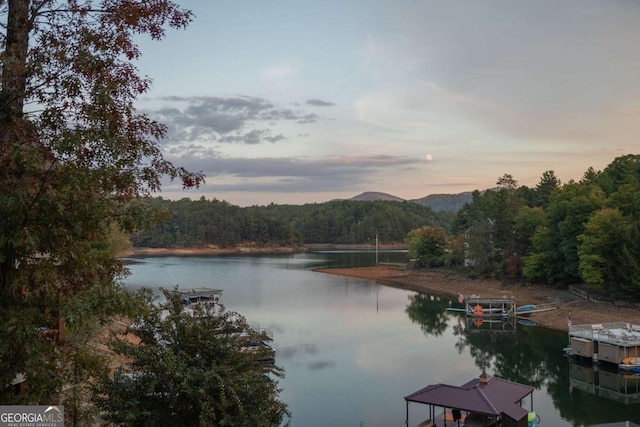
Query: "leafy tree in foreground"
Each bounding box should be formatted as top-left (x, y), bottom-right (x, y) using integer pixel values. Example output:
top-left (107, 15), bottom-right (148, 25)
top-left (0, 0), bottom-right (203, 419)
top-left (94, 290), bottom-right (290, 427)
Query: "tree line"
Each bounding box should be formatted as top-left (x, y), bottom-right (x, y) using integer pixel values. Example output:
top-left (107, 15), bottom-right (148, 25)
top-left (407, 154), bottom-right (640, 301)
top-left (132, 197), bottom-right (452, 247)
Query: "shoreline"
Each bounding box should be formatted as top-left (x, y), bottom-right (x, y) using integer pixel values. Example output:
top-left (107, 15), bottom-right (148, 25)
top-left (119, 246), bottom-right (306, 257)
top-left (315, 266), bottom-right (640, 333)
top-left (118, 248), bottom-right (640, 333)
top-left (119, 243), bottom-right (406, 257)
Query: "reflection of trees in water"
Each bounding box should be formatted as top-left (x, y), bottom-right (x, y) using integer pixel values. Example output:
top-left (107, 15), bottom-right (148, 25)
top-left (405, 291), bottom-right (562, 386)
top-left (459, 325), bottom-right (564, 387)
top-left (462, 325), bottom-right (640, 425)
top-left (405, 293), bottom-right (451, 338)
top-left (404, 292), bottom-right (640, 426)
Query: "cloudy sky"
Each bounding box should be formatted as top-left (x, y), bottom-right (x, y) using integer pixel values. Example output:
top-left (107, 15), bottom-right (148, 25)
top-left (135, 0), bottom-right (640, 206)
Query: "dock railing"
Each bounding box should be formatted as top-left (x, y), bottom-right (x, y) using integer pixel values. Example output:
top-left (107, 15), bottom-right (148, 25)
top-left (570, 322), bottom-right (640, 346)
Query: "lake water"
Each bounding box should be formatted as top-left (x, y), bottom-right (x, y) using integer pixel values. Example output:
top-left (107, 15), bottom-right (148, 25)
top-left (122, 251), bottom-right (640, 427)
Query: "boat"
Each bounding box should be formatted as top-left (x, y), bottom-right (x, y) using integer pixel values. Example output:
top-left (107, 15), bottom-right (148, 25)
top-left (471, 304), bottom-right (505, 316)
top-left (517, 304), bottom-right (536, 313)
top-left (619, 356), bottom-right (640, 371)
top-left (517, 302), bottom-right (559, 315)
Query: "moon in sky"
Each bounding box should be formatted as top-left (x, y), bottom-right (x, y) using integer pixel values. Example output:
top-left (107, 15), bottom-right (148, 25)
top-left (425, 154), bottom-right (433, 161)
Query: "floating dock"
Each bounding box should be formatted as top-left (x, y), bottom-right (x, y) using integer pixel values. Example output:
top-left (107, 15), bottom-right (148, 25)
top-left (165, 287), bottom-right (223, 305)
top-left (568, 322), bottom-right (640, 366)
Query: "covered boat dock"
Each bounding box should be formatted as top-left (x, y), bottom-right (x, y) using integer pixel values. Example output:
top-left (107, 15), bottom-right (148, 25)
top-left (404, 372), bottom-right (536, 427)
top-left (466, 295), bottom-right (516, 318)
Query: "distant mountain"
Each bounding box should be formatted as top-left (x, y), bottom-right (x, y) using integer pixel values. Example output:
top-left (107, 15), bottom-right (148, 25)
top-left (410, 192), bottom-right (473, 212)
top-left (349, 192), bottom-right (405, 202)
top-left (348, 190), bottom-right (473, 211)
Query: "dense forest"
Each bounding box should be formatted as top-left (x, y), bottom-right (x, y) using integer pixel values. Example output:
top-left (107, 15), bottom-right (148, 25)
top-left (131, 198), bottom-right (451, 247)
top-left (442, 154), bottom-right (640, 299)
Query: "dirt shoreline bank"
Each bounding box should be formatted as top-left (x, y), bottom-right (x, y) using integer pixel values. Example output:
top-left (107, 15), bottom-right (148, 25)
top-left (315, 266), bottom-right (640, 333)
top-left (119, 243), bottom-right (405, 257)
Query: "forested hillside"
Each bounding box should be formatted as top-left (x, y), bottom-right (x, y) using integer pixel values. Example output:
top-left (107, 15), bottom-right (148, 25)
top-left (131, 198), bottom-right (449, 247)
top-left (131, 197), bottom-right (301, 248)
top-left (442, 154), bottom-right (640, 300)
top-left (260, 200), bottom-right (451, 244)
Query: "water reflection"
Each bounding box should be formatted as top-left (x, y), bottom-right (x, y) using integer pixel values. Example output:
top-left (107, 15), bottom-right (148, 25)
top-left (310, 249), bottom-right (408, 268)
top-left (403, 289), bottom-right (640, 426)
top-left (123, 253), bottom-right (640, 427)
top-left (570, 360), bottom-right (640, 405)
top-left (405, 293), bottom-right (451, 337)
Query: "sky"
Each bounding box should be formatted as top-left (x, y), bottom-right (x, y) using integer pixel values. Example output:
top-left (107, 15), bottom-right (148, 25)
top-left (134, 0), bottom-right (640, 207)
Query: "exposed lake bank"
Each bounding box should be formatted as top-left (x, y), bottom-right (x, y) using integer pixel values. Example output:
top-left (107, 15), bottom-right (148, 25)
top-left (315, 266), bottom-right (640, 333)
top-left (119, 243), bottom-right (406, 257)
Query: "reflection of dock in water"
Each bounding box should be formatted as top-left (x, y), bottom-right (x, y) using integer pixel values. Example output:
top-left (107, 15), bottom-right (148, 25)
top-left (569, 359), bottom-right (640, 405)
top-left (465, 316), bottom-right (517, 334)
top-left (585, 422), bottom-right (640, 427)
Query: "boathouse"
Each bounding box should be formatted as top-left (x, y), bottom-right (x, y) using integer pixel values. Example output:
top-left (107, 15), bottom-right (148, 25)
top-left (466, 295), bottom-right (516, 318)
top-left (404, 372), bottom-right (536, 427)
top-left (569, 322), bottom-right (640, 365)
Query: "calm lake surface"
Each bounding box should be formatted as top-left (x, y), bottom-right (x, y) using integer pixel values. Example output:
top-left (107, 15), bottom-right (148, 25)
top-left (122, 251), bottom-right (640, 427)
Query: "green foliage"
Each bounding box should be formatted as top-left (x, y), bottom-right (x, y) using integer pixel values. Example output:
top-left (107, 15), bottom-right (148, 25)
top-left (449, 177), bottom-right (531, 276)
top-left (131, 197), bottom-right (301, 248)
top-left (0, 0), bottom-right (202, 419)
top-left (578, 209), bottom-right (640, 299)
top-left (534, 170), bottom-right (561, 208)
top-left (596, 154), bottom-right (640, 196)
top-left (406, 226), bottom-right (447, 267)
top-left (523, 182), bottom-right (605, 287)
top-left (132, 198), bottom-right (445, 247)
top-left (512, 206), bottom-right (545, 256)
top-left (444, 234), bottom-right (465, 267)
top-left (452, 155), bottom-right (639, 297)
top-left (264, 200), bottom-right (447, 244)
top-left (93, 290), bottom-right (289, 427)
